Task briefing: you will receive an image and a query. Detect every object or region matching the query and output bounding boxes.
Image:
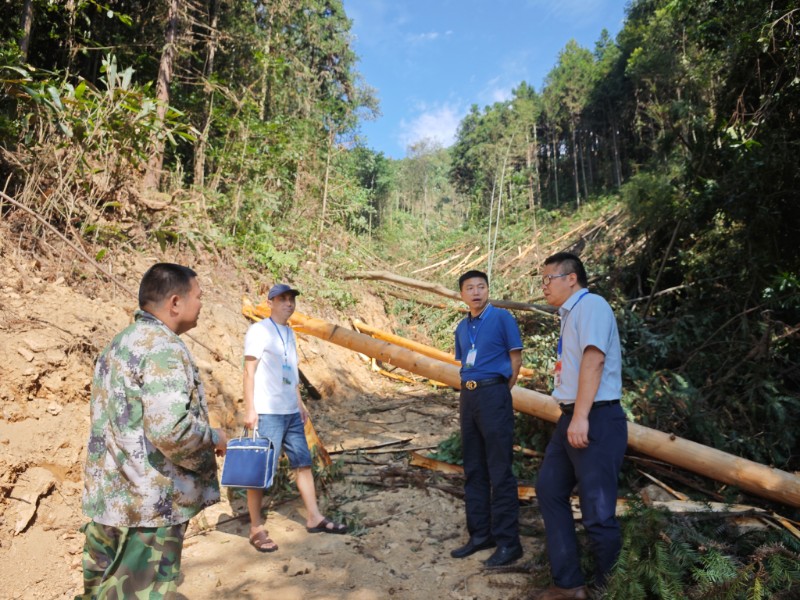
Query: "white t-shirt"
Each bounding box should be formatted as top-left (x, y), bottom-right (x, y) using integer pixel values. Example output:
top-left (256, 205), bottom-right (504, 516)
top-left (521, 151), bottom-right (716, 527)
top-left (243, 318), bottom-right (300, 415)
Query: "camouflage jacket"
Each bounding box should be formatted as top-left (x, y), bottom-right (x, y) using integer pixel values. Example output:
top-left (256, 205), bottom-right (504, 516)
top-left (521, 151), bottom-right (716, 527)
top-left (82, 310), bottom-right (221, 527)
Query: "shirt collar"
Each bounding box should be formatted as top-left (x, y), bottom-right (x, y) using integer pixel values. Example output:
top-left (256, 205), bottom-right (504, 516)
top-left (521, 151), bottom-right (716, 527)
top-left (134, 309), bottom-right (178, 338)
top-left (469, 303), bottom-right (492, 322)
top-left (558, 289), bottom-right (589, 316)
top-left (135, 308), bottom-right (159, 323)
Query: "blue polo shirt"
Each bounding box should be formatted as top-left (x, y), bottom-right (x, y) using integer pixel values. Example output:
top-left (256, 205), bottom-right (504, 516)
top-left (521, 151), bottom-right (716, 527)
top-left (455, 304), bottom-right (523, 381)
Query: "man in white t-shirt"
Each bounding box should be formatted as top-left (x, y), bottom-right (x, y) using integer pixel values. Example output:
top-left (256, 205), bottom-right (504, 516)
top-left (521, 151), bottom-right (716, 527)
top-left (242, 284), bottom-right (346, 552)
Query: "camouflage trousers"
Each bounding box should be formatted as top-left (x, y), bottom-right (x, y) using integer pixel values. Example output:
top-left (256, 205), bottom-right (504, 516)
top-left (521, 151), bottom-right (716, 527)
top-left (76, 520), bottom-right (187, 600)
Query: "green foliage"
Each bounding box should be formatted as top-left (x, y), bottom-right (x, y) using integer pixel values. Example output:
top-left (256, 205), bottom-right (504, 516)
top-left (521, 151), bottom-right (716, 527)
top-left (603, 502), bottom-right (800, 599)
top-left (622, 166), bottom-right (688, 227)
top-left (315, 282), bottom-right (356, 310)
top-left (246, 236), bottom-right (302, 281)
top-left (1, 55), bottom-right (194, 236)
top-left (428, 430), bottom-right (463, 466)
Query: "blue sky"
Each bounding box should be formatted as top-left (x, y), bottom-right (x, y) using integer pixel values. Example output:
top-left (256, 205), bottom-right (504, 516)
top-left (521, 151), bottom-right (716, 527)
top-left (342, 0), bottom-right (630, 159)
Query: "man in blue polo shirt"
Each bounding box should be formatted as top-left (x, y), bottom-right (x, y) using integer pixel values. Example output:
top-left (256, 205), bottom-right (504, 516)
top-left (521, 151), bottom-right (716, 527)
top-left (450, 270), bottom-right (524, 567)
top-left (534, 252), bottom-right (627, 600)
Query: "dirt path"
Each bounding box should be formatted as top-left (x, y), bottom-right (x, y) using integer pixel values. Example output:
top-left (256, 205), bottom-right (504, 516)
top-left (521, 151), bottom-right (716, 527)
top-left (0, 245), bottom-right (542, 600)
top-left (176, 387), bottom-right (539, 600)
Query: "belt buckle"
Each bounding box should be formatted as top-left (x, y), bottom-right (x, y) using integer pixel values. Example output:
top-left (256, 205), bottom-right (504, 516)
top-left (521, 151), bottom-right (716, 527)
top-left (465, 380), bottom-right (477, 391)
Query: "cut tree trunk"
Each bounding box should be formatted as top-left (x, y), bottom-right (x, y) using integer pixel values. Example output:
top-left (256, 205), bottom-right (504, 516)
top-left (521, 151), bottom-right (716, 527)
top-left (242, 298), bottom-right (800, 508)
top-left (352, 319), bottom-right (536, 379)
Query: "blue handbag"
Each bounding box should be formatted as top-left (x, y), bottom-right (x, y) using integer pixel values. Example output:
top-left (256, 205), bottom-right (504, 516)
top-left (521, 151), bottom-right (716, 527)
top-left (220, 429), bottom-right (277, 489)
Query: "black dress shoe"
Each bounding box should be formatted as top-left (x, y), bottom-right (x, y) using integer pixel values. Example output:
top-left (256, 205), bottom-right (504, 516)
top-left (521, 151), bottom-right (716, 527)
top-left (450, 537), bottom-right (496, 559)
top-left (483, 544), bottom-right (523, 566)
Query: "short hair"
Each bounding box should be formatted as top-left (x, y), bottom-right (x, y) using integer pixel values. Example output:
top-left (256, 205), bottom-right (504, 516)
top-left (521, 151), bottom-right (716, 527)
top-left (138, 263), bottom-right (197, 309)
top-left (458, 270), bottom-right (489, 290)
top-left (543, 252), bottom-right (588, 287)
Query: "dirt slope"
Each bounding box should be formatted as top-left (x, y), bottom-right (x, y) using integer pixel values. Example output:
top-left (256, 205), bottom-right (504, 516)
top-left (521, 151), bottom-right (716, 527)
top-left (0, 233), bottom-right (541, 600)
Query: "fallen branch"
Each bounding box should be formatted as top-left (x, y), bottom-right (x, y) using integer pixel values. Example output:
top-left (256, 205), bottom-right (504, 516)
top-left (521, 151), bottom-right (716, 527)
top-left (406, 448), bottom-right (798, 531)
top-left (444, 245), bottom-right (481, 276)
top-left (369, 357), bottom-right (448, 387)
top-left (330, 438), bottom-right (414, 454)
top-left (498, 231), bottom-right (543, 273)
top-left (347, 270), bottom-right (553, 315)
top-left (626, 455), bottom-right (725, 501)
top-left (513, 445), bottom-right (543, 458)
top-left (637, 469), bottom-right (689, 501)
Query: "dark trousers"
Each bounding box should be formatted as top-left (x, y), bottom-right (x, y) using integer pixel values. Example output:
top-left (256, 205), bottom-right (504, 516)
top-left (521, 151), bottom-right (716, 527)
top-left (536, 403), bottom-right (627, 588)
top-left (459, 383), bottom-right (520, 547)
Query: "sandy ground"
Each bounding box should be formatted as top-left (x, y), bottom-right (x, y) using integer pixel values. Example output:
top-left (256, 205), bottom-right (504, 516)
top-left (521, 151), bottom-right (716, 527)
top-left (0, 239), bottom-right (543, 600)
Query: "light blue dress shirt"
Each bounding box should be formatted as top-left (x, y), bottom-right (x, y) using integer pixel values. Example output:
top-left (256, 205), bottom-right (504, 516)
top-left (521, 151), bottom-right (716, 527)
top-left (553, 289), bottom-right (622, 403)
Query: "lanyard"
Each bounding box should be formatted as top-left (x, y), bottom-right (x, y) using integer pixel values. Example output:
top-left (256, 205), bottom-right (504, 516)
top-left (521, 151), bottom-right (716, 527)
top-left (269, 318), bottom-right (291, 364)
top-left (557, 291), bottom-right (590, 356)
top-left (467, 304), bottom-right (491, 348)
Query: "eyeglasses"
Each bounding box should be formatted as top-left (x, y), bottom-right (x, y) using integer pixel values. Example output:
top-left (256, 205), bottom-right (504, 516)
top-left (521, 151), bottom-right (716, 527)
top-left (541, 273), bottom-right (571, 286)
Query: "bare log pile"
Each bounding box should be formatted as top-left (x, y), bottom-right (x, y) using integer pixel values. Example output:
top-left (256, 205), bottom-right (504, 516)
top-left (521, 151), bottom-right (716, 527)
top-left (243, 297), bottom-right (800, 508)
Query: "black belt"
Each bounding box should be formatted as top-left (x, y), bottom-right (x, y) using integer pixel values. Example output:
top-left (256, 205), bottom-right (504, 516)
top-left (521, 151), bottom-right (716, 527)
top-left (461, 376), bottom-right (507, 391)
top-left (559, 400), bottom-right (620, 414)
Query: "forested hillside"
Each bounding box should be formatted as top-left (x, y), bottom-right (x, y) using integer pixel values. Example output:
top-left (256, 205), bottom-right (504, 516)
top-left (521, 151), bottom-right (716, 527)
top-left (2, 0), bottom-right (796, 471)
top-left (1, 1), bottom-right (799, 597)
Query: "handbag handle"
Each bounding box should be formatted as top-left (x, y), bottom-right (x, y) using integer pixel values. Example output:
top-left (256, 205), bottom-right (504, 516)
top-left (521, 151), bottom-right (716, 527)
top-left (238, 427), bottom-right (259, 441)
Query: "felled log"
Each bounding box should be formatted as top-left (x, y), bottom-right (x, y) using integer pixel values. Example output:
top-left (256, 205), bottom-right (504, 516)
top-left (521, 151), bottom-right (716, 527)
top-left (445, 245), bottom-right (482, 276)
top-left (303, 405), bottom-right (332, 467)
top-left (409, 450), bottom-right (796, 533)
top-left (242, 297), bottom-right (800, 508)
top-left (352, 319), bottom-right (535, 379)
top-left (346, 270), bottom-right (552, 315)
top-left (411, 253), bottom-right (462, 274)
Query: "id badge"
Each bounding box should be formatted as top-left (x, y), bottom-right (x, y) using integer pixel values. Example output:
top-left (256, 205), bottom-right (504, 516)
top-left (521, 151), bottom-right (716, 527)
top-left (554, 359), bottom-right (562, 388)
top-left (465, 348), bottom-right (477, 369)
top-left (281, 363), bottom-right (293, 386)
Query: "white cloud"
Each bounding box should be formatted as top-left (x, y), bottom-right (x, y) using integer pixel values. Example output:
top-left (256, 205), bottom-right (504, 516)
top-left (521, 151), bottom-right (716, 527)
top-left (397, 103), bottom-right (464, 153)
top-left (482, 77), bottom-right (513, 104)
top-left (406, 30), bottom-right (453, 45)
top-left (407, 31), bottom-right (440, 43)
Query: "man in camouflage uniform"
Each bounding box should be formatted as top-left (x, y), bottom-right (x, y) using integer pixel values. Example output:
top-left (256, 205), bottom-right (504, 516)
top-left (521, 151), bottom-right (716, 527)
top-left (78, 263), bottom-right (228, 599)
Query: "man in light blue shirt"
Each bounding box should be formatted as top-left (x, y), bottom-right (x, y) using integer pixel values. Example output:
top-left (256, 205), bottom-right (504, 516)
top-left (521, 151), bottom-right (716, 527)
top-left (534, 253), bottom-right (627, 600)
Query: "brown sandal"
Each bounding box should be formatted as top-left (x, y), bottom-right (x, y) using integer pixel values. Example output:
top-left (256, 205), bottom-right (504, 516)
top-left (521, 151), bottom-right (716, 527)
top-left (249, 529), bottom-right (278, 552)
